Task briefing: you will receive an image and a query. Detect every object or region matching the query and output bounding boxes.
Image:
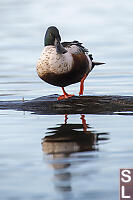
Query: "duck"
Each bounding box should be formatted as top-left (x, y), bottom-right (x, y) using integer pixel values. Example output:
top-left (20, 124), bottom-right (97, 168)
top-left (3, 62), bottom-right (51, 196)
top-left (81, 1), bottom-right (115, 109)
top-left (36, 26), bottom-right (104, 100)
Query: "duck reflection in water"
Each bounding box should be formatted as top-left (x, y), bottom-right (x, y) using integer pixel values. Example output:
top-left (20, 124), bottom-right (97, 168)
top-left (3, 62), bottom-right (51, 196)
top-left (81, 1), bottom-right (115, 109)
top-left (42, 115), bottom-right (109, 155)
top-left (42, 115), bottom-right (109, 194)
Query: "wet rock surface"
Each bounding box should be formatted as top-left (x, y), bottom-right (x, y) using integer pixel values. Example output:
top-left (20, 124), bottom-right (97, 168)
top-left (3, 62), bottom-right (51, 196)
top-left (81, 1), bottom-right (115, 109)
top-left (0, 94), bottom-right (133, 115)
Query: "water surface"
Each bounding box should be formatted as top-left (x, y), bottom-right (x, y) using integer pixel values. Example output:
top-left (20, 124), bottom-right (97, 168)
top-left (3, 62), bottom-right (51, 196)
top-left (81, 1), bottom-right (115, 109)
top-left (0, 0), bottom-right (133, 199)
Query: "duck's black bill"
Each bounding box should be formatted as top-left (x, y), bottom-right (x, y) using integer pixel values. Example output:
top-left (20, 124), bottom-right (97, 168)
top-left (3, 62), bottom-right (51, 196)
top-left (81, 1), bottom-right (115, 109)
top-left (54, 38), bottom-right (67, 54)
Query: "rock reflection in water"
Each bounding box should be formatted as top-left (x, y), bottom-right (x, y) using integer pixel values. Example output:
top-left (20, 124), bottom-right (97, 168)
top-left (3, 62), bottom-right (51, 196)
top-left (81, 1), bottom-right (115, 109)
top-left (41, 115), bottom-right (109, 194)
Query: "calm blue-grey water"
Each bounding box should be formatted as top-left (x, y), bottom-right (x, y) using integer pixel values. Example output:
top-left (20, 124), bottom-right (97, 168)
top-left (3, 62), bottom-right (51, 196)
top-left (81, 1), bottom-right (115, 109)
top-left (0, 0), bottom-right (133, 200)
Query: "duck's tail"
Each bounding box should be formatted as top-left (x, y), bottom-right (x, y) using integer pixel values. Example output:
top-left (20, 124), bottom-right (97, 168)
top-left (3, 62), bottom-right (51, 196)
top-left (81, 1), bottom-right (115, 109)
top-left (92, 61), bottom-right (105, 69)
top-left (93, 61), bottom-right (105, 66)
top-left (89, 54), bottom-right (105, 68)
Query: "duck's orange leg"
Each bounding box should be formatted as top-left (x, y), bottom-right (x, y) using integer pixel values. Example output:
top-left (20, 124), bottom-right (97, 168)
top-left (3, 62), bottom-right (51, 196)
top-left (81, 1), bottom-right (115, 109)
top-left (57, 87), bottom-right (74, 100)
top-left (79, 74), bottom-right (87, 96)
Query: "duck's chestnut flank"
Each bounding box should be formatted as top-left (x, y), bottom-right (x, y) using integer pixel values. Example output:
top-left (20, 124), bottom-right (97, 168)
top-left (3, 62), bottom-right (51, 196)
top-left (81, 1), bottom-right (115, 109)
top-left (36, 26), bottom-right (105, 100)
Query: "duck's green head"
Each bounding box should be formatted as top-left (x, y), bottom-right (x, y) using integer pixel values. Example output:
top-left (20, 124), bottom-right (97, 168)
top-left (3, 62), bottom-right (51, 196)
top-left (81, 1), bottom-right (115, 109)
top-left (44, 26), bottom-right (67, 54)
top-left (44, 26), bottom-right (61, 46)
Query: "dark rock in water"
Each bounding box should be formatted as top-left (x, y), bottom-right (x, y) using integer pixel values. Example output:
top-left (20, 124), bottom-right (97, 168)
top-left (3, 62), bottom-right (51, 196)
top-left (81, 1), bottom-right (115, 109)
top-left (0, 94), bottom-right (133, 115)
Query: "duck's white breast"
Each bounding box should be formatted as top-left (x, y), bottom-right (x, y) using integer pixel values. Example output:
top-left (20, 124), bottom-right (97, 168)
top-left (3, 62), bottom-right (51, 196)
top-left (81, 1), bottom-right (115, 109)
top-left (36, 46), bottom-right (73, 77)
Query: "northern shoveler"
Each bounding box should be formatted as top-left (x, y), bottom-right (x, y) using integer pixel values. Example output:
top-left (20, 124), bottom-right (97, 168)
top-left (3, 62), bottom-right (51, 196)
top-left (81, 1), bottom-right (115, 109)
top-left (37, 26), bottom-right (104, 100)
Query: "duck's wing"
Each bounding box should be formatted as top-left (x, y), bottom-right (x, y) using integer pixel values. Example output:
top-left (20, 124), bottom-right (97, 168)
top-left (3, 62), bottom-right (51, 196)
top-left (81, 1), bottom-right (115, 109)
top-left (61, 41), bottom-right (88, 54)
top-left (62, 40), bottom-right (94, 61)
top-left (62, 41), bottom-right (105, 67)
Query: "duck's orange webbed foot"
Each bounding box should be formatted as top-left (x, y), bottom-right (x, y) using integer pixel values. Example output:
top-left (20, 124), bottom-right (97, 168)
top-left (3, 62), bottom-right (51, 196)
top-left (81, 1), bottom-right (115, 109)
top-left (79, 74), bottom-right (87, 96)
top-left (57, 94), bottom-right (74, 100)
top-left (57, 87), bottom-right (74, 100)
